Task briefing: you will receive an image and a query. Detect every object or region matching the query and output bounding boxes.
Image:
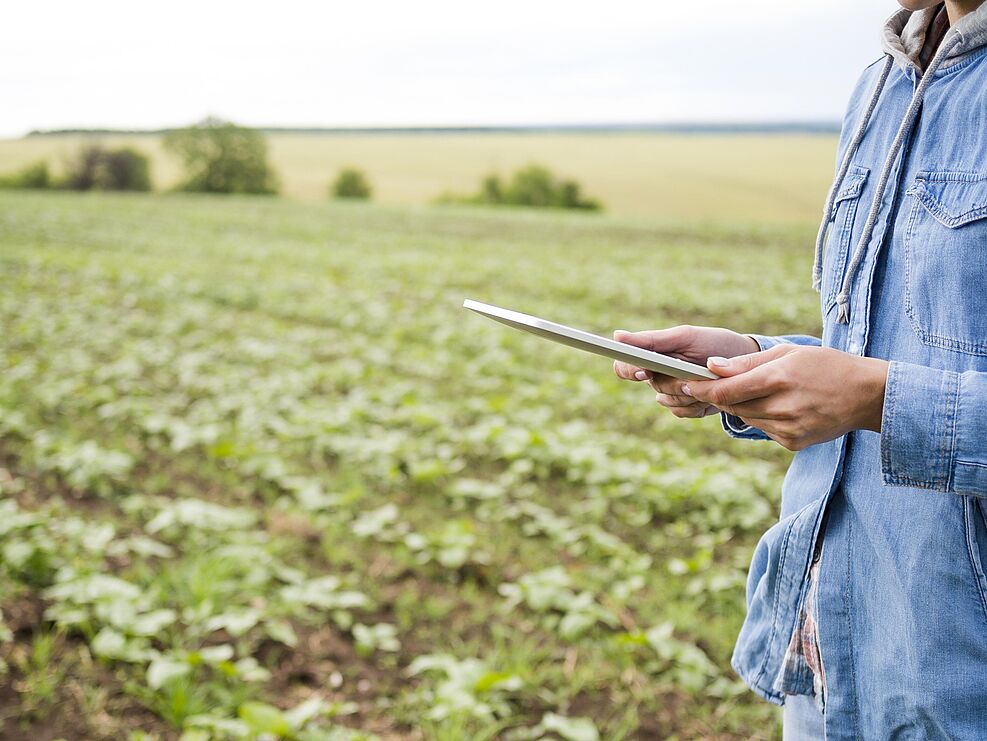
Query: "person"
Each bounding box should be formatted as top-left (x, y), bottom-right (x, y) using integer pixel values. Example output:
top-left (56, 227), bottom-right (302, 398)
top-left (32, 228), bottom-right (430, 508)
top-left (613, 1), bottom-right (987, 738)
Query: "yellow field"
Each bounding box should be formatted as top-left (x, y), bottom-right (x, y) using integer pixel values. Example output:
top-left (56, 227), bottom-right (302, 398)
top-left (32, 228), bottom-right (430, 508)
top-left (0, 132), bottom-right (837, 223)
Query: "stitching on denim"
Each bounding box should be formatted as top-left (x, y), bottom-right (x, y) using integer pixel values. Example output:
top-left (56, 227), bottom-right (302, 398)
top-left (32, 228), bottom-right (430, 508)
top-left (962, 498), bottom-right (987, 626)
top-left (843, 502), bottom-right (863, 738)
top-left (881, 363), bottom-right (899, 484)
top-left (902, 200), bottom-right (923, 350)
top-left (843, 505), bottom-right (860, 736)
top-left (824, 169), bottom-right (868, 309)
top-left (914, 187), bottom-right (987, 228)
top-left (935, 373), bottom-right (952, 491)
top-left (750, 514), bottom-right (797, 691)
top-left (945, 372), bottom-right (960, 492)
top-left (956, 459), bottom-right (987, 471)
top-left (903, 184), bottom-right (987, 356)
top-left (915, 170), bottom-right (987, 184)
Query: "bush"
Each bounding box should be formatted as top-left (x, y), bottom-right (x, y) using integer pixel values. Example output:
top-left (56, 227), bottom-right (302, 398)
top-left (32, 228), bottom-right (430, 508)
top-left (439, 164), bottom-right (601, 211)
top-left (0, 161), bottom-right (52, 190)
top-left (331, 167), bottom-right (372, 200)
top-left (63, 146), bottom-right (151, 191)
top-left (163, 119), bottom-right (278, 195)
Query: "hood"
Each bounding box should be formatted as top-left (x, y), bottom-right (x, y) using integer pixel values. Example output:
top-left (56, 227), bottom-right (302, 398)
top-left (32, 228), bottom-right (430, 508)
top-left (882, 2), bottom-right (987, 73)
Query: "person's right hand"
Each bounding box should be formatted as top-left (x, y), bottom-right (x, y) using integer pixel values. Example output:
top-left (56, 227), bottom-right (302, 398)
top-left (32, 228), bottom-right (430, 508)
top-left (612, 326), bottom-right (760, 418)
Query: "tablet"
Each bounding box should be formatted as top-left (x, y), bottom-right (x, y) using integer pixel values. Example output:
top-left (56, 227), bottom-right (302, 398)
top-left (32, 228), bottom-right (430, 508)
top-left (463, 299), bottom-right (717, 381)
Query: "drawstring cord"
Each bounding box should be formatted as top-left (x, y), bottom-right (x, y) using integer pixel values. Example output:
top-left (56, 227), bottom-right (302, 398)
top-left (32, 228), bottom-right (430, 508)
top-left (812, 56), bottom-right (894, 292)
top-left (812, 31), bottom-right (964, 324)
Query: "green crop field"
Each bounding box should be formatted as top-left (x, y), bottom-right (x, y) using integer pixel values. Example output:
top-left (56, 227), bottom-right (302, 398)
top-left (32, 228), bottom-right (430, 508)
top-left (0, 188), bottom-right (823, 739)
top-left (0, 132), bottom-right (837, 223)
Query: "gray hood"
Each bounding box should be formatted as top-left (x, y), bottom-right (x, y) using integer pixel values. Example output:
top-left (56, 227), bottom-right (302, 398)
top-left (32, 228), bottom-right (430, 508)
top-left (882, 2), bottom-right (987, 72)
top-left (815, 2), bottom-right (987, 320)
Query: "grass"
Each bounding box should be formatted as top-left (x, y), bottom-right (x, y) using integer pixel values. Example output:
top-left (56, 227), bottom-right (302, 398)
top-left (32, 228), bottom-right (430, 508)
top-left (0, 132), bottom-right (837, 222)
top-left (0, 188), bottom-right (823, 739)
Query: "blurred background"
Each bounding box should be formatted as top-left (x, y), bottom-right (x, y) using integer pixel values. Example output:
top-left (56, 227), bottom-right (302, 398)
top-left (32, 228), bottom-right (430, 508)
top-left (0, 1), bottom-right (890, 739)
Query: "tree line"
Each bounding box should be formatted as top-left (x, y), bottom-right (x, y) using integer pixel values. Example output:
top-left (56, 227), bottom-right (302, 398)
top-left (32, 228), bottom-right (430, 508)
top-left (1, 119), bottom-right (602, 211)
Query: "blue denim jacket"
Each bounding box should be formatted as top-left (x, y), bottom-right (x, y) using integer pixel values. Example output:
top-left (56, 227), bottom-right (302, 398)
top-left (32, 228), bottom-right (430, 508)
top-left (725, 7), bottom-right (987, 739)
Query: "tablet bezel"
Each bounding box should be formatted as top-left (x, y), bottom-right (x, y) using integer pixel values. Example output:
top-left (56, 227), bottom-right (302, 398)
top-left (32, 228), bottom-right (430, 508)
top-left (463, 299), bottom-right (717, 381)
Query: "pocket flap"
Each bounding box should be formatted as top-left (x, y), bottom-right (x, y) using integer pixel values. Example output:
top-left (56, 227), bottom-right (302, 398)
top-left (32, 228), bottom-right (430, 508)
top-left (906, 172), bottom-right (987, 228)
top-left (833, 164), bottom-right (869, 204)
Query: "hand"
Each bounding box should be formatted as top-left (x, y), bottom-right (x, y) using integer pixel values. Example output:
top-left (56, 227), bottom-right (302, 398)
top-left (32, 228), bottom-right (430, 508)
top-left (684, 344), bottom-right (889, 450)
top-left (612, 326), bottom-right (761, 419)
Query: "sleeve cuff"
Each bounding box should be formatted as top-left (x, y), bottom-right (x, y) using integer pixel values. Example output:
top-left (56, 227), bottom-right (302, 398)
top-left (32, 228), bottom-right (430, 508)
top-left (880, 360), bottom-right (960, 491)
top-left (720, 412), bottom-right (770, 441)
top-left (748, 334), bottom-right (822, 352)
top-left (748, 334), bottom-right (786, 352)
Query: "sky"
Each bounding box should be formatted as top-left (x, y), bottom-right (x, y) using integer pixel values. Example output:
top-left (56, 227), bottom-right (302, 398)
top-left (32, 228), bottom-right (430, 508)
top-left (1, 0), bottom-right (899, 138)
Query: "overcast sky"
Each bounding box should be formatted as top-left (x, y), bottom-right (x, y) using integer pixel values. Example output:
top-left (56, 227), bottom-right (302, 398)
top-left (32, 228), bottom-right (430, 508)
top-left (1, 0), bottom-right (899, 137)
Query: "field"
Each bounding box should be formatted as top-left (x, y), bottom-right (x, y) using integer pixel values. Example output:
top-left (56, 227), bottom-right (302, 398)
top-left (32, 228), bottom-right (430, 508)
top-left (0, 132), bottom-right (837, 222)
top-left (0, 186), bottom-right (822, 739)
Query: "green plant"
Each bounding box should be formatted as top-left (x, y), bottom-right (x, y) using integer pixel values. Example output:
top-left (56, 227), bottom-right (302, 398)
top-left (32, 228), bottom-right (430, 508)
top-left (0, 160), bottom-right (51, 190)
top-left (0, 189), bottom-right (807, 737)
top-left (163, 119), bottom-right (278, 194)
top-left (331, 167), bottom-right (372, 200)
top-left (440, 164), bottom-right (602, 211)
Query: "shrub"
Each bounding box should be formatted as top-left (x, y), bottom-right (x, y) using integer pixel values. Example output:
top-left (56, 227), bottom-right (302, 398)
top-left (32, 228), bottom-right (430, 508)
top-left (164, 119), bottom-right (278, 195)
top-left (440, 164), bottom-right (601, 211)
top-left (0, 161), bottom-right (52, 190)
top-left (331, 167), bottom-right (372, 200)
top-left (63, 146), bottom-right (151, 192)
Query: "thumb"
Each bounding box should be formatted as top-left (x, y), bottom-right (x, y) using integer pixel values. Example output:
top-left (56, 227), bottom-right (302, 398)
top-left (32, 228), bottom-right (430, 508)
top-left (705, 344), bottom-right (790, 377)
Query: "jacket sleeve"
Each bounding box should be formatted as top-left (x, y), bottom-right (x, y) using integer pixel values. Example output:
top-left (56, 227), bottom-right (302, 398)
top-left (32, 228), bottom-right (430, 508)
top-left (720, 334), bottom-right (822, 441)
top-left (881, 360), bottom-right (987, 497)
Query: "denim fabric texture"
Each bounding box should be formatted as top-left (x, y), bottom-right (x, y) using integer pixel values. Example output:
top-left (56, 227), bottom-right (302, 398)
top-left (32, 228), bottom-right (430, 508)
top-left (783, 694), bottom-right (826, 741)
top-left (722, 8), bottom-right (987, 740)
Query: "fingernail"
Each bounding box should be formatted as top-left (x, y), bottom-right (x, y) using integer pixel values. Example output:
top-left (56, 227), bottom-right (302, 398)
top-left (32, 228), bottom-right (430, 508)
top-left (681, 384), bottom-right (692, 396)
top-left (708, 356), bottom-right (730, 367)
top-left (634, 370), bottom-right (647, 381)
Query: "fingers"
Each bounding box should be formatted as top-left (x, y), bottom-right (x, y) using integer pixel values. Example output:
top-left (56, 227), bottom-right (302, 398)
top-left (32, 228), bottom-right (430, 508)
top-left (655, 392), bottom-right (700, 408)
top-left (613, 359), bottom-right (651, 381)
top-left (659, 398), bottom-right (717, 418)
top-left (687, 355), bottom-right (790, 408)
top-left (704, 344), bottom-right (793, 378)
top-left (613, 326), bottom-right (692, 354)
top-left (648, 375), bottom-right (690, 396)
top-left (722, 396), bottom-right (793, 420)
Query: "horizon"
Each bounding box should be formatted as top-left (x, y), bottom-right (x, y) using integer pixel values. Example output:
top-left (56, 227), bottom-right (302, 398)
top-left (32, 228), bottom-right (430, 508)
top-left (13, 120), bottom-right (844, 140)
top-left (2, 0), bottom-right (896, 139)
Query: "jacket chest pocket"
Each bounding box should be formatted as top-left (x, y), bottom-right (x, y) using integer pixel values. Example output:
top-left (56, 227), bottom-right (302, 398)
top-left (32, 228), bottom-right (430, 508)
top-left (904, 172), bottom-right (987, 356)
top-left (821, 164), bottom-right (869, 309)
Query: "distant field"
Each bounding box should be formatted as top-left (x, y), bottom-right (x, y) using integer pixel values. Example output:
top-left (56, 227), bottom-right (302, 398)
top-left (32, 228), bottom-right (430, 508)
top-left (0, 132), bottom-right (837, 223)
top-left (0, 191), bottom-right (822, 739)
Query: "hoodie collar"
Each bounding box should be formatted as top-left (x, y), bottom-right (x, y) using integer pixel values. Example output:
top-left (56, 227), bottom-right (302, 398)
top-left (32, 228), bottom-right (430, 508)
top-left (882, 2), bottom-right (987, 73)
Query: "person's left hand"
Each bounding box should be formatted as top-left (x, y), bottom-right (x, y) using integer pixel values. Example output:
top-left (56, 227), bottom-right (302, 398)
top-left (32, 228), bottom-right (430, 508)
top-left (683, 344), bottom-right (890, 451)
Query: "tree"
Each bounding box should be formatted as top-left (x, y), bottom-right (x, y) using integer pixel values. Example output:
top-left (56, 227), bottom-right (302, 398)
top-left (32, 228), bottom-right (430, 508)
top-left (164, 119), bottom-right (278, 195)
top-left (63, 146), bottom-right (151, 191)
top-left (331, 167), bottom-right (372, 200)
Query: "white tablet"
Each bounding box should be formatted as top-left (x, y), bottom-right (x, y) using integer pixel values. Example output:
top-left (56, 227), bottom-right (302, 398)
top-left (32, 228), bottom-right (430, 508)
top-left (463, 299), bottom-right (717, 381)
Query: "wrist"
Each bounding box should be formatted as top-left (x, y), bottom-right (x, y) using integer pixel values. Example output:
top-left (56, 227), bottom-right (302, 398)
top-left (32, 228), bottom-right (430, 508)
top-left (856, 357), bottom-right (889, 433)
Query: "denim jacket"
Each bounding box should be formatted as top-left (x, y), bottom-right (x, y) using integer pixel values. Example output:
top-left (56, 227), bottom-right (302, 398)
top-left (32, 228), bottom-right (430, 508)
top-left (725, 6), bottom-right (987, 739)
